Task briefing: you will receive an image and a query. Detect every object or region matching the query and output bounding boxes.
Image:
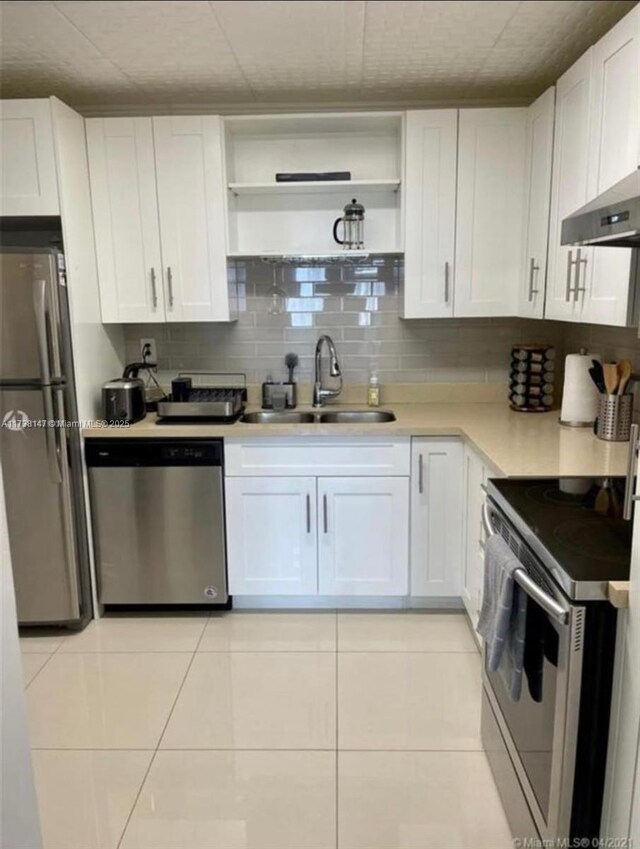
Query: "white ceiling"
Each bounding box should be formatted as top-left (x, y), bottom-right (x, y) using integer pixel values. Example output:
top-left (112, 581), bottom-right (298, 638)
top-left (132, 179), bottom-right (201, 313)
top-left (0, 0), bottom-right (637, 114)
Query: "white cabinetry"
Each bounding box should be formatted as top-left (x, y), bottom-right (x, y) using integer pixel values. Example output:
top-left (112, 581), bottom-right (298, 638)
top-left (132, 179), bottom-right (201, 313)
top-left (462, 445), bottom-right (491, 631)
top-left (455, 108), bottom-right (527, 317)
top-left (225, 438), bottom-right (410, 598)
top-left (225, 477), bottom-right (317, 596)
top-left (318, 477), bottom-right (409, 596)
top-left (545, 51), bottom-right (593, 322)
top-left (402, 110), bottom-right (457, 318)
top-left (410, 438), bottom-right (463, 598)
top-left (584, 6), bottom-right (639, 326)
top-left (546, 5), bottom-right (640, 326)
top-left (86, 118), bottom-right (164, 323)
top-left (153, 116), bottom-right (230, 321)
top-left (87, 116), bottom-right (234, 324)
top-left (402, 107), bottom-right (526, 319)
top-left (518, 88), bottom-right (555, 319)
top-left (224, 113), bottom-right (403, 257)
top-left (0, 99), bottom-right (59, 216)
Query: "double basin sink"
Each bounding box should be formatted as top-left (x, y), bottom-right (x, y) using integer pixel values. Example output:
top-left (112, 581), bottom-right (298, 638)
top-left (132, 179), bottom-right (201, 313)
top-left (241, 409), bottom-right (396, 425)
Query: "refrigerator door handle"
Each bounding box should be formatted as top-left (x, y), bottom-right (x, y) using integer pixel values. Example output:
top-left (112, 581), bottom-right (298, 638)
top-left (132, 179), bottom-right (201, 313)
top-left (33, 272), bottom-right (63, 385)
top-left (33, 278), bottom-right (52, 385)
top-left (52, 390), bottom-right (81, 615)
top-left (46, 269), bottom-right (64, 379)
top-left (42, 386), bottom-right (63, 484)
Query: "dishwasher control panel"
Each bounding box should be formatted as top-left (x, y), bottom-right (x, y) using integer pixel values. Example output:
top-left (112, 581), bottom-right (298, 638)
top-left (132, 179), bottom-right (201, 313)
top-left (162, 444), bottom-right (215, 462)
top-left (85, 438), bottom-right (224, 468)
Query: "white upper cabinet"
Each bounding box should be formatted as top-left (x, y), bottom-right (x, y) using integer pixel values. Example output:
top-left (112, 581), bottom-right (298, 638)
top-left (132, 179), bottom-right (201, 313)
top-left (547, 5), bottom-right (640, 326)
top-left (589, 5), bottom-right (640, 199)
top-left (153, 116), bottom-right (230, 321)
top-left (455, 108), bottom-right (527, 317)
top-left (86, 118), bottom-right (165, 323)
top-left (518, 88), bottom-right (555, 319)
top-left (545, 51), bottom-right (593, 321)
top-left (0, 99), bottom-right (59, 216)
top-left (410, 438), bottom-right (463, 598)
top-left (583, 5), bottom-right (639, 326)
top-left (402, 110), bottom-right (457, 318)
top-left (87, 115), bottom-right (235, 324)
top-left (317, 476), bottom-right (409, 596)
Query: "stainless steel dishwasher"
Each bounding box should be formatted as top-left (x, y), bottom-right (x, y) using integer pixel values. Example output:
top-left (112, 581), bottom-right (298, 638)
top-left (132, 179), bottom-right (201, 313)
top-left (86, 439), bottom-right (229, 607)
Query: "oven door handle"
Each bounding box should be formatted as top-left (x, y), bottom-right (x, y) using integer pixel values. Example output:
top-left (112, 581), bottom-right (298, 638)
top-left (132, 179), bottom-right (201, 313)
top-left (482, 501), bottom-right (496, 537)
top-left (482, 502), bottom-right (570, 626)
top-left (513, 569), bottom-right (569, 626)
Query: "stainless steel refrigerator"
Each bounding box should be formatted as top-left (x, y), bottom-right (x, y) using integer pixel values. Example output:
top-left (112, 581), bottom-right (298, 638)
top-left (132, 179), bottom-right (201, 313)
top-left (0, 248), bottom-right (91, 626)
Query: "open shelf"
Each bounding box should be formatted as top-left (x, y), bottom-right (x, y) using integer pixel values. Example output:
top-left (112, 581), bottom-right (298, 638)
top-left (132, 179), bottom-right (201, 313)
top-left (227, 179), bottom-right (401, 196)
top-left (223, 111), bottom-right (404, 257)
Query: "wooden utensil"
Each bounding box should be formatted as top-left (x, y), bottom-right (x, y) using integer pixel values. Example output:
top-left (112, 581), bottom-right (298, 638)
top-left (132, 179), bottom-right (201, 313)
top-left (603, 362), bottom-right (619, 395)
top-left (617, 358), bottom-right (632, 395)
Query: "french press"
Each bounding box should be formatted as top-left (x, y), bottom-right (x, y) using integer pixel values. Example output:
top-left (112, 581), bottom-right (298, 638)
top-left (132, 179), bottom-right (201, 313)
top-left (333, 198), bottom-right (365, 250)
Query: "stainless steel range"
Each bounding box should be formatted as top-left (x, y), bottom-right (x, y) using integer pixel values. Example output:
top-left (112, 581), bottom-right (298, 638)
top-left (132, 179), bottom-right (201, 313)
top-left (482, 477), bottom-right (630, 844)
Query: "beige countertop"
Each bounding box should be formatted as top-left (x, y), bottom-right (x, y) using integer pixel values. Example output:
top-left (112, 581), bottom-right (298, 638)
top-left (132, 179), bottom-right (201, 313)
top-left (608, 581), bottom-right (631, 609)
top-left (83, 402), bottom-right (630, 478)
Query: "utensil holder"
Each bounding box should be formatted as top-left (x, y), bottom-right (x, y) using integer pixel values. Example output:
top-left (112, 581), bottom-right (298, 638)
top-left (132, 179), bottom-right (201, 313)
top-left (595, 394), bottom-right (633, 441)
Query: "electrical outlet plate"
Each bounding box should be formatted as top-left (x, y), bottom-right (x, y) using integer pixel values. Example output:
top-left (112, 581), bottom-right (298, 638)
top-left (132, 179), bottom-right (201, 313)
top-left (140, 338), bottom-right (157, 364)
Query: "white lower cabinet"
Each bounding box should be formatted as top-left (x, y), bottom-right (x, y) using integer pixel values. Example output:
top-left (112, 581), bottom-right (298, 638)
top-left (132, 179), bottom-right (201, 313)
top-left (224, 438), bottom-right (411, 599)
top-left (224, 438), bottom-right (496, 610)
top-left (226, 474), bottom-right (409, 598)
top-left (318, 477), bottom-right (409, 596)
top-left (462, 445), bottom-right (490, 630)
top-left (410, 438), bottom-right (463, 598)
top-left (225, 477), bottom-right (317, 596)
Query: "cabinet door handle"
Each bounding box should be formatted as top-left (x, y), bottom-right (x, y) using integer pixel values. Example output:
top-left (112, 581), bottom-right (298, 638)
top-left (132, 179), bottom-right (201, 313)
top-left (306, 493), bottom-right (311, 534)
top-left (528, 257), bottom-right (540, 301)
top-left (418, 453), bottom-right (424, 494)
top-left (444, 261), bottom-right (450, 303)
top-left (574, 248), bottom-right (588, 302)
top-left (167, 266), bottom-right (174, 309)
top-left (565, 250), bottom-right (576, 302)
top-left (323, 494), bottom-right (328, 534)
top-left (150, 267), bottom-right (158, 309)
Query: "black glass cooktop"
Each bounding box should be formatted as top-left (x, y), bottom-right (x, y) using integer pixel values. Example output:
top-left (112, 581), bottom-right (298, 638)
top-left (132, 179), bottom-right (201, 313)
top-left (488, 477), bottom-right (632, 587)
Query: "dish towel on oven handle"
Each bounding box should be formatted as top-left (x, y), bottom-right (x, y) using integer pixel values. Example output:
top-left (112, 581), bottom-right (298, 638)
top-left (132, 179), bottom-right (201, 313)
top-left (477, 533), bottom-right (528, 701)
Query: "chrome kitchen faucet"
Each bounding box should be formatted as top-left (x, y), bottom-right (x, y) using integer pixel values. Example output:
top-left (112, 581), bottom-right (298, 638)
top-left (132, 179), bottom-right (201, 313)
top-left (313, 334), bottom-right (343, 407)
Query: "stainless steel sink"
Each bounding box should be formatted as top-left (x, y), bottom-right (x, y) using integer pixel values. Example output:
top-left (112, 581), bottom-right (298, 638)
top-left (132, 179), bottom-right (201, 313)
top-left (241, 411), bottom-right (316, 424)
top-left (241, 409), bottom-right (396, 425)
top-left (318, 410), bottom-right (396, 424)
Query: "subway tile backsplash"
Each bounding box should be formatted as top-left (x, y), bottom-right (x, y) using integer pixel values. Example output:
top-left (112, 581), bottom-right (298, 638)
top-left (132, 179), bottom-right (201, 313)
top-left (560, 323), bottom-right (640, 373)
top-left (124, 256), bottom-right (567, 386)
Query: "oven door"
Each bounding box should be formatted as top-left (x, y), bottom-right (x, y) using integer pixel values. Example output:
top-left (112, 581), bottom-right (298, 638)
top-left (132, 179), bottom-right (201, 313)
top-left (482, 501), bottom-right (585, 842)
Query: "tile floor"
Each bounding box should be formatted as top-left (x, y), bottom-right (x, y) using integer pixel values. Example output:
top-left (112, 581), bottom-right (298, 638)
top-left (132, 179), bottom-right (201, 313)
top-left (20, 611), bottom-right (513, 849)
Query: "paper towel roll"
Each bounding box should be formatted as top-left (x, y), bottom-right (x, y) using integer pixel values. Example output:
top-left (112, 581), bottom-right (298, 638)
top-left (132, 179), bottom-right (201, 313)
top-left (560, 351), bottom-right (601, 426)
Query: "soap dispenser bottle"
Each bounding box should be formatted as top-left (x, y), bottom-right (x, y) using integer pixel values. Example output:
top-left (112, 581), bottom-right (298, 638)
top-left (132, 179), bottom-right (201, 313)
top-left (367, 369), bottom-right (380, 407)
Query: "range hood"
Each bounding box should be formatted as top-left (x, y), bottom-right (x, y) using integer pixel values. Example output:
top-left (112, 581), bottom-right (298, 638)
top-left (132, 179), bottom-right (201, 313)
top-left (561, 169), bottom-right (640, 248)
